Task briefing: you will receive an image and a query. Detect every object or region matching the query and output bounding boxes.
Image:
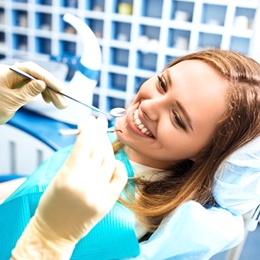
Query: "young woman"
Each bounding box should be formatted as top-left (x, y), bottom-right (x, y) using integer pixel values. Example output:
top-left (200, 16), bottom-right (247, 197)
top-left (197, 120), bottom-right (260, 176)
top-left (1, 49), bottom-right (259, 259)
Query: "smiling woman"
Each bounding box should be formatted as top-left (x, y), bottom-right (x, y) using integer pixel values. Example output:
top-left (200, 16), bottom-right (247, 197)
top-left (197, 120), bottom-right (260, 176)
top-left (116, 59), bottom-right (227, 167)
top-left (1, 49), bottom-right (260, 260)
top-left (115, 49), bottom-right (260, 230)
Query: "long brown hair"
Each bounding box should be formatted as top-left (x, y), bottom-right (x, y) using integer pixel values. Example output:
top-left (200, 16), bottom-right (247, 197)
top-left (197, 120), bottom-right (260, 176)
top-left (117, 49), bottom-right (260, 231)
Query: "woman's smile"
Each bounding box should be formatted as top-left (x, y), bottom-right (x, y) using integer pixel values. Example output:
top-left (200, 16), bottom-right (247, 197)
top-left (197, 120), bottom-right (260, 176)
top-left (133, 110), bottom-right (154, 137)
top-left (124, 107), bottom-right (155, 138)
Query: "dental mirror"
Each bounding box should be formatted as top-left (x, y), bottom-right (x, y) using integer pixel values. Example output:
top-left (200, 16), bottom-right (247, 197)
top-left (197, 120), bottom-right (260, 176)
top-left (109, 107), bottom-right (127, 117)
top-left (9, 67), bottom-right (126, 119)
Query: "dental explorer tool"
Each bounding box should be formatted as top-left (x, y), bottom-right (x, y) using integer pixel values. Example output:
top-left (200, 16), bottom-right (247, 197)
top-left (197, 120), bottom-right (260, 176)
top-left (9, 67), bottom-right (126, 119)
top-left (59, 128), bottom-right (123, 135)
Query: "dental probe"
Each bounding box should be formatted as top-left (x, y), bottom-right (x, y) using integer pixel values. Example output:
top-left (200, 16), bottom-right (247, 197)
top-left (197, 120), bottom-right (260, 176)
top-left (9, 67), bottom-right (126, 119)
top-left (59, 128), bottom-right (123, 135)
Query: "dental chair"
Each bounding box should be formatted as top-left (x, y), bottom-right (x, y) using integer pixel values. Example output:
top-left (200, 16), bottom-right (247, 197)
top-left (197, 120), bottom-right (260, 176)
top-left (225, 205), bottom-right (260, 260)
top-left (0, 13), bottom-right (102, 179)
top-left (0, 108), bottom-right (77, 179)
top-left (212, 136), bottom-right (260, 260)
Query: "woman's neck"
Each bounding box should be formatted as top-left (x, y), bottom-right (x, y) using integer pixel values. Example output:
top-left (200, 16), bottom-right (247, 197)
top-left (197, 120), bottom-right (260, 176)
top-left (124, 146), bottom-right (174, 169)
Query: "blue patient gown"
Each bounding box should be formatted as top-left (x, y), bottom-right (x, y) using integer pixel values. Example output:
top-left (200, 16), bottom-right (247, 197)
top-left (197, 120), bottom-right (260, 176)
top-left (1, 135), bottom-right (254, 259)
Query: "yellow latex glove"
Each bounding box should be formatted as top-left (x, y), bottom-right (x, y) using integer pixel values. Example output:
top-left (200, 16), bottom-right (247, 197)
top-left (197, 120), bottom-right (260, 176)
top-left (12, 116), bottom-right (128, 260)
top-left (0, 61), bottom-right (68, 124)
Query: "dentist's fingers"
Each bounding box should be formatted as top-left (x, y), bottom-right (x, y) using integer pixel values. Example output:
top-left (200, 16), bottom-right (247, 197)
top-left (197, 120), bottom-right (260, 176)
top-left (16, 62), bottom-right (63, 92)
top-left (96, 116), bottom-right (109, 132)
top-left (89, 116), bottom-right (115, 178)
top-left (15, 80), bottom-right (45, 103)
top-left (14, 62), bottom-right (68, 109)
top-left (42, 88), bottom-right (68, 109)
top-left (65, 116), bottom-right (98, 171)
top-left (107, 160), bottom-right (128, 198)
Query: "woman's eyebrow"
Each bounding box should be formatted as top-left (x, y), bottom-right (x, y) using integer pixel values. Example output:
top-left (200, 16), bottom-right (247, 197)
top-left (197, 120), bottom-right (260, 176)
top-left (165, 69), bottom-right (194, 132)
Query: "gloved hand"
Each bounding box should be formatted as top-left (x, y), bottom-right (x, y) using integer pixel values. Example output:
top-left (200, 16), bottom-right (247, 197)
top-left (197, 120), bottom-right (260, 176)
top-left (0, 61), bottom-right (68, 124)
top-left (12, 116), bottom-right (128, 260)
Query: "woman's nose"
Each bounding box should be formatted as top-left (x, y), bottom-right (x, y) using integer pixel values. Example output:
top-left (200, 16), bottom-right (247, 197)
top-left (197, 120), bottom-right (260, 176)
top-left (140, 97), bottom-right (165, 121)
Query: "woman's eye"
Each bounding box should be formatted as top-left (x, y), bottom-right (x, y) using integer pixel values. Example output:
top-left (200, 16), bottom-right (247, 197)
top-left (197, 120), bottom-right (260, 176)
top-left (173, 111), bottom-right (186, 130)
top-left (157, 75), bottom-right (167, 92)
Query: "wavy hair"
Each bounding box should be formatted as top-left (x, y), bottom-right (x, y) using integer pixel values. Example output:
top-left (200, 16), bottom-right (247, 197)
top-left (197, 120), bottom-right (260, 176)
top-left (116, 49), bottom-right (260, 232)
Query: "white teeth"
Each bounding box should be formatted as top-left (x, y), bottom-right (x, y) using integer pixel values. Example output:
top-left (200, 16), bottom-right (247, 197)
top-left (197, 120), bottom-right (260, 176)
top-left (135, 118), bottom-right (142, 125)
top-left (134, 110), bottom-right (152, 136)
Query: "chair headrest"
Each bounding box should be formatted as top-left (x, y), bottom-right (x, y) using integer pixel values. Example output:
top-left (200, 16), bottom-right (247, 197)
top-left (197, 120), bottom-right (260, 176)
top-left (212, 136), bottom-right (260, 215)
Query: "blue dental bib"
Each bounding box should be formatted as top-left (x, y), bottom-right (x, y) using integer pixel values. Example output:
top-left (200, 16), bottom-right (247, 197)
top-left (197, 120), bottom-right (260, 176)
top-left (0, 145), bottom-right (140, 260)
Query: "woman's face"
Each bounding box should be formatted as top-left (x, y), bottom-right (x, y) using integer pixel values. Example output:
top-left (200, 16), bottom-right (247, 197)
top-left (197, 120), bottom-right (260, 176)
top-left (115, 60), bottom-right (227, 169)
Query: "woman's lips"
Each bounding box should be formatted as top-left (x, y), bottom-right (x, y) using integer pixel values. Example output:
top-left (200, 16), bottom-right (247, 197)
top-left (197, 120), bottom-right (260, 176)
top-left (126, 108), bottom-right (154, 138)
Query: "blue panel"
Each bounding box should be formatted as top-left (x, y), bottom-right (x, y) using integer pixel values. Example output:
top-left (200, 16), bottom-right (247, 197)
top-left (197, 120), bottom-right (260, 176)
top-left (8, 108), bottom-right (76, 151)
